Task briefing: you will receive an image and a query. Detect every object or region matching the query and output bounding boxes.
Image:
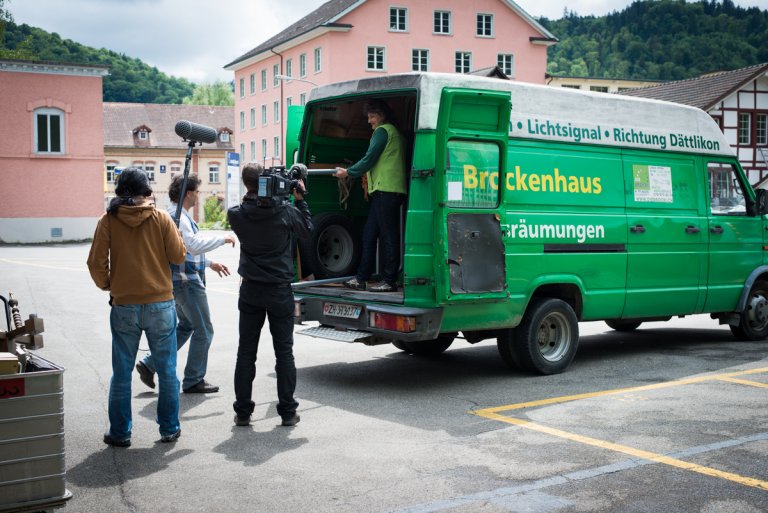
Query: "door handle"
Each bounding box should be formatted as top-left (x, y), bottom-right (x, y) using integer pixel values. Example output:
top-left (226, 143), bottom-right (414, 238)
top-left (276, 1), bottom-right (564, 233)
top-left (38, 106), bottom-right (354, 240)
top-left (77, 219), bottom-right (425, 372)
top-left (685, 226), bottom-right (701, 234)
top-left (710, 226), bottom-right (724, 235)
top-left (630, 225), bottom-right (646, 233)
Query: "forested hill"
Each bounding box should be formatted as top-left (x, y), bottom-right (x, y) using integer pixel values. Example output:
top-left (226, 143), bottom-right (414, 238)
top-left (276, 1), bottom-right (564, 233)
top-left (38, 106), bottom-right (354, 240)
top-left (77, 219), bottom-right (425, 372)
top-left (0, 21), bottom-right (195, 103)
top-left (540, 0), bottom-right (768, 80)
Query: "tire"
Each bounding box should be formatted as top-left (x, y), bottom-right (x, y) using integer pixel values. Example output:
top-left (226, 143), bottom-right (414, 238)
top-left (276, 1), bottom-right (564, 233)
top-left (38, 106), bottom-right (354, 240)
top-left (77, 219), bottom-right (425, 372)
top-left (299, 212), bottom-right (360, 279)
top-left (730, 279), bottom-right (768, 340)
top-left (398, 334), bottom-right (456, 355)
top-left (605, 320), bottom-right (642, 332)
top-left (497, 329), bottom-right (521, 370)
top-left (512, 298), bottom-right (579, 375)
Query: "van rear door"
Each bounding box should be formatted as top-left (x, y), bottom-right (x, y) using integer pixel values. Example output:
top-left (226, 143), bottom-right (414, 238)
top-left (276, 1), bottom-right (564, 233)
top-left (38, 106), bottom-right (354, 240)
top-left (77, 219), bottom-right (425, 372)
top-left (434, 88), bottom-right (510, 302)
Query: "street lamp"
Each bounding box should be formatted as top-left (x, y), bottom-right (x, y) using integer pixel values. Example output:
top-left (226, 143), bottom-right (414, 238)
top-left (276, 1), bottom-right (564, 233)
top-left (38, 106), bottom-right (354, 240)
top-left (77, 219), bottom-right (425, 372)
top-left (275, 74), bottom-right (318, 87)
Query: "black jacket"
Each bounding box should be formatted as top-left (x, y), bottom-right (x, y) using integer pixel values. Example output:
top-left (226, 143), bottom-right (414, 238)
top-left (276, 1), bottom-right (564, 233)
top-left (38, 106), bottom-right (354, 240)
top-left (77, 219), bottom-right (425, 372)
top-left (227, 197), bottom-right (313, 284)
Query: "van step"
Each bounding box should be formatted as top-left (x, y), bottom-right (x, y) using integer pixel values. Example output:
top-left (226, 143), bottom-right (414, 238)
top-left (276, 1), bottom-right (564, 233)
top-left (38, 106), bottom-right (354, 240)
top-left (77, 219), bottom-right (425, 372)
top-left (297, 326), bottom-right (371, 343)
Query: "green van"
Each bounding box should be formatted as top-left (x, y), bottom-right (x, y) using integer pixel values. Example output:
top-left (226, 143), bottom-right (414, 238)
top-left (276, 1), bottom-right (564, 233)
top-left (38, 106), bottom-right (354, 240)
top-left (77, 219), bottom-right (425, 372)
top-left (287, 72), bottom-right (768, 375)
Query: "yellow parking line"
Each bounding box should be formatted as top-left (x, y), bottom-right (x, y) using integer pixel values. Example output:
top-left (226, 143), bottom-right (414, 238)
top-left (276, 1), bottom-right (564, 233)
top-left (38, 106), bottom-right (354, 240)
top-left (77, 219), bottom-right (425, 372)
top-left (473, 410), bottom-right (768, 491)
top-left (478, 367), bottom-right (768, 414)
top-left (472, 367), bottom-right (768, 491)
top-left (717, 376), bottom-right (768, 388)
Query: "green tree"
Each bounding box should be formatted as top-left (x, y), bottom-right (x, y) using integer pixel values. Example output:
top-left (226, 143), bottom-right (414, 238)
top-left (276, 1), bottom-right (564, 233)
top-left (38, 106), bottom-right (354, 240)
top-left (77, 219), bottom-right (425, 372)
top-left (201, 196), bottom-right (229, 229)
top-left (182, 81), bottom-right (234, 106)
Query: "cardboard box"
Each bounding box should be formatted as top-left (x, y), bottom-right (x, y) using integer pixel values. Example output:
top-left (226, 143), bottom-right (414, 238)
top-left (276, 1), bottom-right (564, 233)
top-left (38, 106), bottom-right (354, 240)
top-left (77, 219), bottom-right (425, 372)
top-left (0, 352), bottom-right (20, 374)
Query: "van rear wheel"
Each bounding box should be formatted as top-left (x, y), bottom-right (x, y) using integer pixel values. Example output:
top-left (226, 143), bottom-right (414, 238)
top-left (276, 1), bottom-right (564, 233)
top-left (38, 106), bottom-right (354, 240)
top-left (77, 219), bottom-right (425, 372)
top-left (512, 298), bottom-right (579, 375)
top-left (605, 320), bottom-right (642, 332)
top-left (731, 280), bottom-right (768, 340)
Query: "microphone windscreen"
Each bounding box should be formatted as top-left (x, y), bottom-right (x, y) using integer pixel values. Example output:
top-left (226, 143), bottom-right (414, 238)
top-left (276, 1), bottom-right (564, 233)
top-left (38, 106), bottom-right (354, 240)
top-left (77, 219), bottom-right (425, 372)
top-left (174, 120), bottom-right (218, 144)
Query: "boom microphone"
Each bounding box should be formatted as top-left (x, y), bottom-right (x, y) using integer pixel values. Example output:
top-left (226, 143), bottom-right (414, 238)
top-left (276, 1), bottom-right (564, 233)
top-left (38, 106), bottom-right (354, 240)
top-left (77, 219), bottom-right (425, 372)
top-left (174, 120), bottom-right (218, 144)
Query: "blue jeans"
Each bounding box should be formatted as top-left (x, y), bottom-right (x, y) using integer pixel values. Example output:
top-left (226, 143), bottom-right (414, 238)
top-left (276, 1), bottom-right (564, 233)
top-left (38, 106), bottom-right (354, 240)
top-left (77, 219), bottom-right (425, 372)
top-left (109, 300), bottom-right (180, 439)
top-left (142, 280), bottom-right (213, 390)
top-left (357, 191), bottom-right (405, 285)
top-left (233, 281), bottom-right (298, 419)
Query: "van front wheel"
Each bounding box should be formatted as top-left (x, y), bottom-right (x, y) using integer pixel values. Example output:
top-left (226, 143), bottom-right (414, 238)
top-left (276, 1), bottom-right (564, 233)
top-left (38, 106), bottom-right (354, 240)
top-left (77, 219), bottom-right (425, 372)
top-left (513, 298), bottom-right (579, 375)
top-left (605, 320), bottom-right (642, 332)
top-left (731, 280), bottom-right (768, 340)
top-left (393, 334), bottom-right (455, 355)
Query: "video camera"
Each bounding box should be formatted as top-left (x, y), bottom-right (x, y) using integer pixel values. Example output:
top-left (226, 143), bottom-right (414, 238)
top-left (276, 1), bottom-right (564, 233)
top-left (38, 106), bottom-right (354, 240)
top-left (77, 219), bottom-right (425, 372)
top-left (257, 164), bottom-right (308, 206)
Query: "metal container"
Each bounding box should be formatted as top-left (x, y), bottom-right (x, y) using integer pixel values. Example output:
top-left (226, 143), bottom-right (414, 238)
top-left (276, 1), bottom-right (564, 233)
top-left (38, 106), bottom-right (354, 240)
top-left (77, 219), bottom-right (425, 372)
top-left (0, 354), bottom-right (71, 512)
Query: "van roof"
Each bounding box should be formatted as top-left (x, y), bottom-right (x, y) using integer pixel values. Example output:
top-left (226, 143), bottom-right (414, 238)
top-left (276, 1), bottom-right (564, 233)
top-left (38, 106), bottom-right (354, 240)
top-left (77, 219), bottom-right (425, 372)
top-left (310, 72), bottom-right (733, 158)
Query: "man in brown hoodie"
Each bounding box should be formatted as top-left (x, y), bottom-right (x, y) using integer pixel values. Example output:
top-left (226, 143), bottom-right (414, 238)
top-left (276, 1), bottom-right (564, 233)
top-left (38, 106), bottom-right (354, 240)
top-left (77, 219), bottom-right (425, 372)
top-left (87, 167), bottom-right (186, 447)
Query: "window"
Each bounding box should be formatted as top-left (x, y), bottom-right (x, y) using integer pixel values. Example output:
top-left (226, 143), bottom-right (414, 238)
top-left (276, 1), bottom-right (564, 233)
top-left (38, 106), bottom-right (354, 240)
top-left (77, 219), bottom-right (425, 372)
top-left (240, 143), bottom-right (245, 159)
top-left (299, 53), bottom-right (307, 77)
top-left (274, 136), bottom-right (280, 158)
top-left (314, 47), bottom-right (322, 73)
top-left (239, 78), bottom-right (245, 98)
top-left (261, 69), bottom-right (267, 91)
top-left (261, 104), bottom-right (267, 126)
top-left (739, 113), bottom-right (751, 145)
top-left (300, 93), bottom-right (307, 106)
top-left (261, 139), bottom-right (267, 161)
top-left (561, 84), bottom-right (581, 89)
top-left (239, 111), bottom-right (245, 130)
top-left (250, 108), bottom-right (256, 128)
top-left (367, 46), bottom-right (385, 71)
top-left (286, 97), bottom-right (293, 108)
top-left (412, 49), bottom-right (429, 71)
top-left (34, 108), bottom-right (64, 154)
top-left (477, 13), bottom-right (493, 37)
top-left (446, 141), bottom-right (499, 208)
top-left (209, 164), bottom-right (220, 184)
top-left (497, 54), bottom-right (514, 76)
top-left (590, 86), bottom-right (609, 93)
top-left (250, 141), bottom-right (256, 161)
top-left (273, 101), bottom-right (280, 123)
top-left (138, 130), bottom-right (148, 140)
top-left (273, 64), bottom-right (280, 86)
top-left (708, 162), bottom-right (746, 215)
top-left (434, 10), bottom-right (451, 34)
top-left (757, 113), bottom-right (767, 146)
top-left (170, 162), bottom-right (181, 179)
top-left (455, 51), bottom-right (471, 73)
top-left (220, 132), bottom-right (230, 143)
top-left (143, 164), bottom-right (155, 183)
top-left (390, 7), bottom-right (407, 31)
top-left (286, 59), bottom-right (292, 79)
top-left (106, 163), bottom-right (117, 183)
top-left (249, 73), bottom-right (255, 95)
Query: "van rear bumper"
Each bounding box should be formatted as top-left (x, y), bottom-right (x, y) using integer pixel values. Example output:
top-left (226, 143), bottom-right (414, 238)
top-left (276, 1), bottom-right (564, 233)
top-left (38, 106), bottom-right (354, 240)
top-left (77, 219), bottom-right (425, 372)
top-left (294, 295), bottom-right (444, 342)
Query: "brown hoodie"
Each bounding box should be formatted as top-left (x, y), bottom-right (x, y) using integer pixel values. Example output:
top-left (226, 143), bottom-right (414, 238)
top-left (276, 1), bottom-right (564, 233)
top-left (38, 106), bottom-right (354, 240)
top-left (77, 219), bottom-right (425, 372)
top-left (87, 205), bottom-right (186, 305)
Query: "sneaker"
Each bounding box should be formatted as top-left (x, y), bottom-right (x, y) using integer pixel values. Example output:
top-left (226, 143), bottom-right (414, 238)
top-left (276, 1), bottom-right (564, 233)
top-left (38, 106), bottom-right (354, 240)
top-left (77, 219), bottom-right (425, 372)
top-left (183, 380), bottom-right (219, 394)
top-left (369, 281), bottom-right (396, 292)
top-left (344, 278), bottom-right (366, 290)
top-left (234, 414), bottom-right (251, 427)
top-left (160, 429), bottom-right (181, 443)
top-left (103, 432), bottom-right (131, 448)
top-left (135, 361), bottom-right (155, 389)
top-left (281, 413), bottom-right (301, 427)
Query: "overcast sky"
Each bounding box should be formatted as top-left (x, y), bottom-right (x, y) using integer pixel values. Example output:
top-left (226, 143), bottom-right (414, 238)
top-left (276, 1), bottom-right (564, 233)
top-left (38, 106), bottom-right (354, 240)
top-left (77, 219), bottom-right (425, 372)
top-left (7, 0), bottom-right (767, 83)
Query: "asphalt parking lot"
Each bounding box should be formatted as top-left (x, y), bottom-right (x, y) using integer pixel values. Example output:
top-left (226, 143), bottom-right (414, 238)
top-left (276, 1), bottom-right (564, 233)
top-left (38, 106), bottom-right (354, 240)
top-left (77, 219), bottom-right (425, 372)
top-left (1, 239), bottom-right (767, 513)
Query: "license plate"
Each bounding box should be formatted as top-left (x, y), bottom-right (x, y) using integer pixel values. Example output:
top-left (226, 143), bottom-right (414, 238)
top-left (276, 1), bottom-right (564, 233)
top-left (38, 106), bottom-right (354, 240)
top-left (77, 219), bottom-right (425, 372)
top-left (323, 302), bottom-right (361, 319)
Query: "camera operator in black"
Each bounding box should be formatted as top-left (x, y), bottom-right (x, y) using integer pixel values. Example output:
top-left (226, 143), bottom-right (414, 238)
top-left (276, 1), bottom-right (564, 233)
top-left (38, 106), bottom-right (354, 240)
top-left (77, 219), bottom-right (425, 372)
top-left (227, 162), bottom-right (313, 427)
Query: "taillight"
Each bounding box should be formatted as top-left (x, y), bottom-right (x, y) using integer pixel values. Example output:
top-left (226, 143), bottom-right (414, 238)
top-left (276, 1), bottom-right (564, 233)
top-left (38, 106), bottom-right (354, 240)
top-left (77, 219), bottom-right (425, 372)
top-left (368, 312), bottom-right (416, 333)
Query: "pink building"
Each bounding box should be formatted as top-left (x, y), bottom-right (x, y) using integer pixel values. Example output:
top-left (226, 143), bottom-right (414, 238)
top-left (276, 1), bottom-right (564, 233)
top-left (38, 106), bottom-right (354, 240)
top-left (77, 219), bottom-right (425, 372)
top-left (224, 0), bottom-right (555, 164)
top-left (0, 59), bottom-right (108, 243)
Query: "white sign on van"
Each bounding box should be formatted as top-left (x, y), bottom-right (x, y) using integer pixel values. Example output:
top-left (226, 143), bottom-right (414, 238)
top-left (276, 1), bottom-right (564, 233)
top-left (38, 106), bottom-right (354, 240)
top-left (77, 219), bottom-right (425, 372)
top-left (633, 165), bottom-right (673, 203)
top-left (448, 181), bottom-right (463, 202)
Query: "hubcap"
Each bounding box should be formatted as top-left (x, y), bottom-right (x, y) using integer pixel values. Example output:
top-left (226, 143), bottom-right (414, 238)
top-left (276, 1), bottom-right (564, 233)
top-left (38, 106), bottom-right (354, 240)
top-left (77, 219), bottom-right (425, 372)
top-left (747, 292), bottom-right (768, 330)
top-left (536, 311), bottom-right (572, 362)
